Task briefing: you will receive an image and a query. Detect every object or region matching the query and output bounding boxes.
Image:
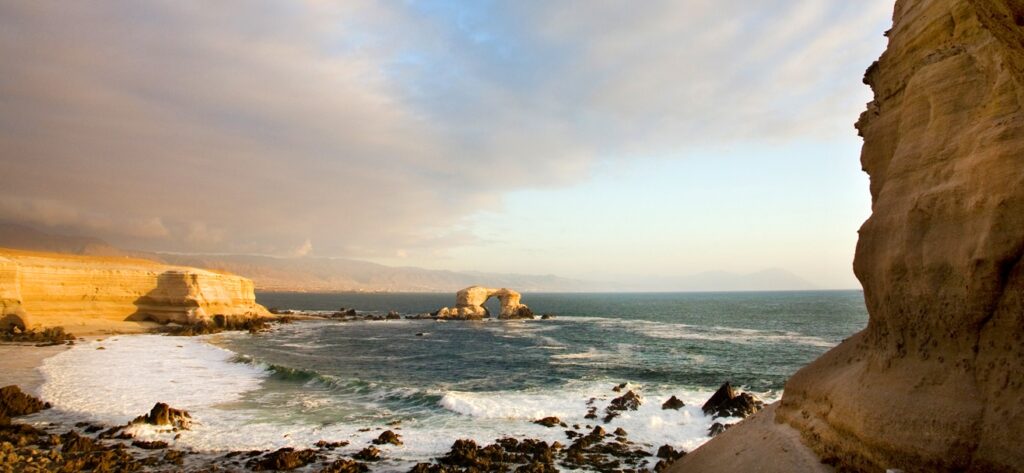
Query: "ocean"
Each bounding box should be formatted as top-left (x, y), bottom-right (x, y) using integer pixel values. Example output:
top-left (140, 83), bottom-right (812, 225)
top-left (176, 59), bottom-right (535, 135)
top-left (33, 290), bottom-right (867, 471)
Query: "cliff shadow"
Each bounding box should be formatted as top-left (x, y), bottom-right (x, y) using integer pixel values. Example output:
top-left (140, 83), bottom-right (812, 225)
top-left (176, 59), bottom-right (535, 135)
top-left (127, 271), bottom-right (199, 325)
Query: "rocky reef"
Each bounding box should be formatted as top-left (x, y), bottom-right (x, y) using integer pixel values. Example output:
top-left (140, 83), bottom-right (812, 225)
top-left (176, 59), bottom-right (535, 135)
top-left (776, 1), bottom-right (1024, 472)
top-left (435, 286), bottom-right (534, 320)
top-left (0, 249), bottom-right (269, 334)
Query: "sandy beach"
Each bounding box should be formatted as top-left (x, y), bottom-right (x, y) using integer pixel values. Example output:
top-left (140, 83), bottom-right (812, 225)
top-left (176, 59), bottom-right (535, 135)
top-left (0, 343), bottom-right (70, 395)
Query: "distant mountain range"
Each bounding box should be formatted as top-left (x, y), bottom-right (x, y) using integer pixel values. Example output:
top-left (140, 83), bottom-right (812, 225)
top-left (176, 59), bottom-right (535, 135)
top-left (0, 222), bottom-right (820, 292)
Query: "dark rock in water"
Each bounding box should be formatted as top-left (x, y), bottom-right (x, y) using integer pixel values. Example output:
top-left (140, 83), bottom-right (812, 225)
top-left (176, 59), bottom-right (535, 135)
top-left (314, 440), bottom-right (349, 450)
top-left (386, 310), bottom-right (402, 320)
top-left (609, 391), bottom-right (642, 411)
top-left (655, 444), bottom-right (688, 473)
top-left (0, 385), bottom-right (51, 418)
top-left (372, 430), bottom-right (403, 446)
top-left (131, 402), bottom-right (192, 430)
top-left (584, 406), bottom-right (598, 419)
top-left (508, 305), bottom-right (534, 319)
top-left (353, 446), bottom-right (382, 461)
top-left (132, 439), bottom-right (168, 450)
top-left (701, 382), bottom-right (764, 419)
top-left (612, 382), bottom-right (628, 393)
top-left (613, 427), bottom-right (627, 437)
top-left (708, 422), bottom-right (729, 437)
top-left (604, 390), bottom-right (642, 422)
top-left (656, 444), bottom-right (685, 460)
top-left (416, 332), bottom-right (426, 336)
top-left (540, 314), bottom-right (556, 320)
top-left (320, 458), bottom-right (369, 473)
top-left (533, 416), bottom-right (563, 428)
top-left (662, 395), bottom-right (685, 410)
top-left (247, 447), bottom-right (319, 471)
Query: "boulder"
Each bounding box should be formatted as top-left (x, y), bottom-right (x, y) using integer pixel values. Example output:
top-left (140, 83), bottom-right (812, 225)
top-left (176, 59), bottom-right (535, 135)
top-left (372, 430), bottom-right (402, 446)
top-left (661, 395), bottom-right (685, 410)
top-left (607, 390), bottom-right (642, 412)
top-left (131, 403), bottom-right (192, 430)
top-left (320, 458), bottom-right (369, 473)
top-left (0, 385), bottom-right (50, 418)
top-left (707, 422), bottom-right (729, 437)
top-left (701, 382), bottom-right (763, 419)
top-left (246, 447), bottom-right (318, 471)
top-left (353, 446), bottom-right (381, 461)
top-left (533, 417), bottom-right (563, 428)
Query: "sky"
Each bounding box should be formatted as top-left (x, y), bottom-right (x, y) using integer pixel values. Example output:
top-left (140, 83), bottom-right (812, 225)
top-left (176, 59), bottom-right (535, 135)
top-left (0, 1), bottom-right (894, 289)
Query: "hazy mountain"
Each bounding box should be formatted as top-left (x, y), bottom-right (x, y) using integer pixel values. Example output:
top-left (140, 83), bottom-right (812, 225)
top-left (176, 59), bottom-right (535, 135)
top-left (0, 223), bottom-right (125, 256)
top-left (0, 223), bottom-right (824, 292)
top-left (153, 253), bottom-right (593, 292)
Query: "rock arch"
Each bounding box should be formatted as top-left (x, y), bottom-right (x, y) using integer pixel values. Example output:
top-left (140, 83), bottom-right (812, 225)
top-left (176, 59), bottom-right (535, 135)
top-left (435, 286), bottom-right (533, 320)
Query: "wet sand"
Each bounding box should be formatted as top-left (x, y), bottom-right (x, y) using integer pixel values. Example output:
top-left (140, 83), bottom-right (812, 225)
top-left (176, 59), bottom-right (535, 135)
top-left (0, 343), bottom-right (71, 395)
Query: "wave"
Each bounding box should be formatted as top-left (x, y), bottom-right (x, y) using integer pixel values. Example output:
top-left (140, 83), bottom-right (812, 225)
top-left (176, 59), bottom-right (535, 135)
top-left (560, 316), bottom-right (836, 348)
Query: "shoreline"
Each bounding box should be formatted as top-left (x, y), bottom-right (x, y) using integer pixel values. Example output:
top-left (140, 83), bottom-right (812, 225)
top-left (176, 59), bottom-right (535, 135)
top-left (2, 304), bottom-right (833, 472)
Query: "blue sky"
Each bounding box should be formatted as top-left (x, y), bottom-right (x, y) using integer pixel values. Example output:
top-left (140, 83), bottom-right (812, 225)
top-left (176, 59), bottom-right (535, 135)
top-left (0, 1), bottom-right (893, 289)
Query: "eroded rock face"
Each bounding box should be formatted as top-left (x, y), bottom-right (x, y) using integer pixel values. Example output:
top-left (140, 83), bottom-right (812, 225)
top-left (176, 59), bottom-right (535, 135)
top-left (0, 385), bottom-right (50, 418)
top-left (0, 249), bottom-right (269, 332)
top-left (436, 286), bottom-right (533, 320)
top-left (777, 1), bottom-right (1024, 471)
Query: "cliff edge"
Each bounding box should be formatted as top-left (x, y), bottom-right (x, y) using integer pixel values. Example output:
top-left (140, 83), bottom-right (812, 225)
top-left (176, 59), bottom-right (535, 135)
top-left (0, 248), bottom-right (269, 334)
top-left (776, 1), bottom-right (1024, 472)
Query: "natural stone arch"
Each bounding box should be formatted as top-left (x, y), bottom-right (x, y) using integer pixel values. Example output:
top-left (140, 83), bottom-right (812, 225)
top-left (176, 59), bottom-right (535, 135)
top-left (435, 286), bottom-right (533, 320)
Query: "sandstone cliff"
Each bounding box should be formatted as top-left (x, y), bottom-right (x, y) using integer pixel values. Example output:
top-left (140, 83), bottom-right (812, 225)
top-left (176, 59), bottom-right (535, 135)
top-left (0, 248), bottom-right (269, 334)
top-left (776, 1), bottom-right (1024, 472)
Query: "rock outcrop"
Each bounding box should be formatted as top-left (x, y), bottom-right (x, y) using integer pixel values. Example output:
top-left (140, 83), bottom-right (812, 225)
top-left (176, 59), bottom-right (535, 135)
top-left (435, 286), bottom-right (533, 320)
top-left (776, 1), bottom-right (1024, 472)
top-left (701, 382), bottom-right (763, 419)
top-left (0, 248), bottom-right (269, 333)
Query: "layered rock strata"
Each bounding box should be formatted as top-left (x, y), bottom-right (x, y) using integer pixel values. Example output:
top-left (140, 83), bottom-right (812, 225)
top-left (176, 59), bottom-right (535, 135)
top-left (0, 249), bottom-right (269, 333)
top-left (435, 286), bottom-right (533, 320)
top-left (776, 1), bottom-right (1024, 472)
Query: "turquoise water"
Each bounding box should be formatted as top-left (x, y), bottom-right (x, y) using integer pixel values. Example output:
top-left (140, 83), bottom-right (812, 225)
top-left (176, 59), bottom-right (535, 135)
top-left (252, 291), bottom-right (867, 392)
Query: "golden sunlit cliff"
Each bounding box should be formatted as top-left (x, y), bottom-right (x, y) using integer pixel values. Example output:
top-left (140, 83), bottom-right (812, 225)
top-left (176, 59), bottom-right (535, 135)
top-left (775, 0), bottom-right (1024, 471)
top-left (0, 248), bottom-right (269, 335)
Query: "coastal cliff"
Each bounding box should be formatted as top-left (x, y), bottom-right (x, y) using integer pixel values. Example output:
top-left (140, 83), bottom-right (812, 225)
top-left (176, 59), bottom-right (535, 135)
top-left (775, 1), bottom-right (1024, 472)
top-left (0, 248), bottom-right (269, 334)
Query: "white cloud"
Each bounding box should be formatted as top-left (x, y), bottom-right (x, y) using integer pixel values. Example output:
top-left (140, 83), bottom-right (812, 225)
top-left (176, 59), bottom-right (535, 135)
top-left (0, 0), bottom-right (890, 261)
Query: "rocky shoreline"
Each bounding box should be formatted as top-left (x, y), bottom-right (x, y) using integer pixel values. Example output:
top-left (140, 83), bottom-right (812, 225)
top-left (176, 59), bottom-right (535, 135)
top-left (1, 305), bottom-right (768, 472)
top-left (1, 319), bottom-right (765, 473)
top-left (1, 379), bottom-right (763, 473)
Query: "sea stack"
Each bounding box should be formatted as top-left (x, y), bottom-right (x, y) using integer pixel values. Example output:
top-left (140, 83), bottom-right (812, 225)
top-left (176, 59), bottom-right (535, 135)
top-left (435, 286), bottom-right (533, 320)
top-left (776, 1), bottom-right (1024, 472)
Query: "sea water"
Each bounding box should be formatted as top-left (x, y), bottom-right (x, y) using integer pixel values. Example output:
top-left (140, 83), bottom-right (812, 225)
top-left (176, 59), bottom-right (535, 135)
top-left (34, 290), bottom-right (867, 471)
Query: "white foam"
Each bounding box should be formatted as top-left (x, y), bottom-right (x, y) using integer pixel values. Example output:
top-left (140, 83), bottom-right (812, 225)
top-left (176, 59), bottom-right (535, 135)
top-left (32, 334), bottom-right (779, 470)
top-left (563, 316), bottom-right (836, 348)
top-left (39, 335), bottom-right (268, 424)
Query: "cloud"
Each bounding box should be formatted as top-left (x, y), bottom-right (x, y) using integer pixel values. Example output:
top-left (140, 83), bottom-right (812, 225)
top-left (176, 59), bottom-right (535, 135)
top-left (293, 239), bottom-right (314, 258)
top-left (0, 0), bottom-right (890, 258)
